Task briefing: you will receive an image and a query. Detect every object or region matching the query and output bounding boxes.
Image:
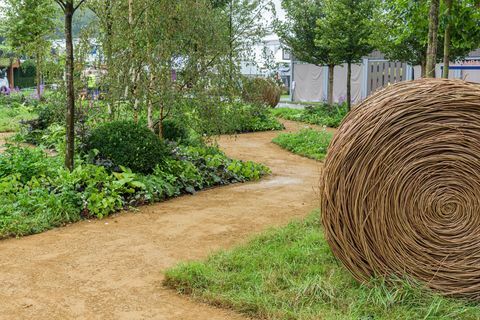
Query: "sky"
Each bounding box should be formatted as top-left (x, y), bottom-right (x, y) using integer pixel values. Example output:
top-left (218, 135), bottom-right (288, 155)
top-left (273, 0), bottom-right (286, 21)
top-left (0, 1), bottom-right (5, 18)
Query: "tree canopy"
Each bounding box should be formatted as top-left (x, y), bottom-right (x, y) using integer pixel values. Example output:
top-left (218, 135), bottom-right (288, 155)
top-left (373, 0), bottom-right (480, 76)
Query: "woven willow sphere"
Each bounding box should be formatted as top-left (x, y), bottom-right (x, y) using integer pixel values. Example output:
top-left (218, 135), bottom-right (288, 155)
top-left (321, 78), bottom-right (480, 299)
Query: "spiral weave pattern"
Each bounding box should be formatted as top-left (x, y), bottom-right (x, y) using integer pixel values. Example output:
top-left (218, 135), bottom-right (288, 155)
top-left (321, 78), bottom-right (480, 299)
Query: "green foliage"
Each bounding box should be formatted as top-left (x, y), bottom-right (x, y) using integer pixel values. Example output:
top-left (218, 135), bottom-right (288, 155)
top-left (35, 93), bottom-right (65, 129)
top-left (373, 0), bottom-right (480, 68)
top-left (2, 0), bottom-right (56, 53)
top-left (0, 103), bottom-right (37, 132)
top-left (316, 0), bottom-right (375, 64)
top-left (200, 104), bottom-right (284, 135)
top-left (272, 128), bottom-right (333, 160)
top-left (45, 123), bottom-right (66, 146)
top-left (86, 120), bottom-right (168, 174)
top-left (0, 155), bottom-right (127, 237)
top-left (272, 104), bottom-right (348, 128)
top-left (233, 105), bottom-right (285, 133)
top-left (0, 145), bottom-right (59, 183)
top-left (18, 92), bottom-right (65, 144)
top-left (373, 0), bottom-right (429, 67)
top-left (144, 145), bottom-right (270, 199)
top-left (2, 0), bottom-right (57, 96)
top-left (159, 119), bottom-right (190, 142)
top-left (14, 59), bottom-right (37, 88)
top-left (0, 142), bottom-right (270, 238)
top-left (242, 77), bottom-right (282, 108)
top-left (275, 0), bottom-right (338, 67)
top-left (165, 211), bottom-right (480, 320)
top-left (19, 59), bottom-right (37, 76)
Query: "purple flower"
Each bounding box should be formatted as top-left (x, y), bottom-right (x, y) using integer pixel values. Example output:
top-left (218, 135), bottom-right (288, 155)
top-left (0, 86), bottom-right (11, 95)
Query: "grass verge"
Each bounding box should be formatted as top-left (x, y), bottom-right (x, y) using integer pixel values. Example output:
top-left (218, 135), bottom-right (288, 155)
top-left (164, 211), bottom-right (480, 320)
top-left (0, 105), bottom-right (37, 132)
top-left (272, 128), bottom-right (333, 160)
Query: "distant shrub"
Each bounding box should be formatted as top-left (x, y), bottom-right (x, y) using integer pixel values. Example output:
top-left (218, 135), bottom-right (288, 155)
top-left (236, 105), bottom-right (284, 133)
top-left (34, 93), bottom-right (65, 129)
top-left (155, 119), bottom-right (190, 142)
top-left (242, 77), bottom-right (282, 108)
top-left (272, 102), bottom-right (348, 128)
top-left (86, 120), bottom-right (168, 174)
top-left (194, 102), bottom-right (284, 135)
top-left (20, 93), bottom-right (65, 144)
top-left (224, 104), bottom-right (284, 134)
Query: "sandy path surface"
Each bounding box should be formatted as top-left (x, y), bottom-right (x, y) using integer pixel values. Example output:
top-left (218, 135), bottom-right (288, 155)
top-left (0, 132), bottom-right (13, 153)
top-left (0, 120), bottom-right (327, 320)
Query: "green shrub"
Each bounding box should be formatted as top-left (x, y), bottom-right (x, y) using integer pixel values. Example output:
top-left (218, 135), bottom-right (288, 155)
top-left (19, 93), bottom-right (65, 144)
top-left (31, 93), bottom-right (65, 130)
top-left (272, 103), bottom-right (348, 128)
top-left (213, 104), bottom-right (284, 134)
top-left (86, 120), bottom-right (168, 174)
top-left (242, 77), bottom-right (282, 108)
top-left (272, 128), bottom-right (333, 160)
top-left (156, 119), bottom-right (190, 141)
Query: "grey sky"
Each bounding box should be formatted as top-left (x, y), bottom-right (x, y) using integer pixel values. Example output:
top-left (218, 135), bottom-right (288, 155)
top-left (273, 0), bottom-right (286, 21)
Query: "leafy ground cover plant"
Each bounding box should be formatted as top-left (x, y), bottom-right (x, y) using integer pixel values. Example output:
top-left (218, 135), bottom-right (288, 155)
top-left (165, 211), bottom-right (480, 320)
top-left (272, 103), bottom-right (348, 128)
top-left (272, 128), bottom-right (333, 160)
top-left (0, 144), bottom-right (270, 239)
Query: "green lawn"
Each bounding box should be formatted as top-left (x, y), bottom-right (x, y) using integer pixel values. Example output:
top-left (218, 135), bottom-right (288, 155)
top-left (165, 211), bottom-right (480, 320)
top-left (0, 105), bottom-right (37, 132)
top-left (272, 128), bottom-right (333, 160)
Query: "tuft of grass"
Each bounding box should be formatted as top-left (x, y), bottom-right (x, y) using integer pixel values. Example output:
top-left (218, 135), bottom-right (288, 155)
top-left (165, 211), bottom-right (480, 320)
top-left (0, 105), bottom-right (37, 132)
top-left (272, 128), bottom-right (333, 160)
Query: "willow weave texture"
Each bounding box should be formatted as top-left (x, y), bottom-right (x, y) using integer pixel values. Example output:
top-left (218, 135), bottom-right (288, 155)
top-left (321, 78), bottom-right (480, 299)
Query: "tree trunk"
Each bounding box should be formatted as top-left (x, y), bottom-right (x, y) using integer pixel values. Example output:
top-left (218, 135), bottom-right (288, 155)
top-left (128, 0), bottom-right (140, 123)
top-left (133, 92), bottom-right (139, 123)
top-left (64, 3), bottom-right (75, 171)
top-left (147, 74), bottom-right (154, 132)
top-left (229, 0), bottom-right (233, 81)
top-left (327, 64), bottom-right (334, 105)
top-left (145, 4), bottom-right (154, 132)
top-left (35, 51), bottom-right (42, 99)
top-left (421, 60), bottom-right (426, 78)
top-left (443, 0), bottom-right (453, 78)
top-left (105, 2), bottom-right (114, 119)
top-left (426, 0), bottom-right (440, 78)
top-left (347, 62), bottom-right (351, 111)
top-left (158, 103), bottom-right (164, 139)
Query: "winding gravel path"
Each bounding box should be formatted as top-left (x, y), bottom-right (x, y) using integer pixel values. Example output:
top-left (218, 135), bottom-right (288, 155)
top-left (0, 121), bottom-right (328, 320)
